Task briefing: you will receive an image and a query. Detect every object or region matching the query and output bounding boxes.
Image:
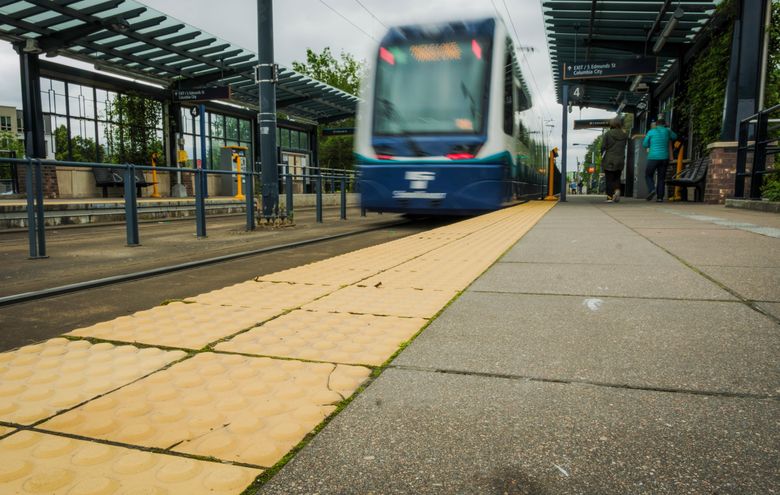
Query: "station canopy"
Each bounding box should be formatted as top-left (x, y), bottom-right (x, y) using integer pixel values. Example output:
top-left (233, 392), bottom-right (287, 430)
top-left (543, 0), bottom-right (721, 111)
top-left (0, 0), bottom-right (359, 122)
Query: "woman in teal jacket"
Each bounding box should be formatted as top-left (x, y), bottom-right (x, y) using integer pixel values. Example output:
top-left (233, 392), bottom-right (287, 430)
top-left (643, 118), bottom-right (677, 202)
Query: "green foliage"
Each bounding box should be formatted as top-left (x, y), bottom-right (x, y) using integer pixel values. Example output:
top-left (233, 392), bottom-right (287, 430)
top-left (291, 47), bottom-right (362, 96)
top-left (766, 0), bottom-right (780, 107)
top-left (53, 125), bottom-right (102, 162)
top-left (292, 47), bottom-right (364, 170)
top-left (104, 93), bottom-right (164, 165)
top-left (761, 172), bottom-right (780, 201)
top-left (678, 1), bottom-right (735, 157)
top-left (0, 130), bottom-right (24, 157)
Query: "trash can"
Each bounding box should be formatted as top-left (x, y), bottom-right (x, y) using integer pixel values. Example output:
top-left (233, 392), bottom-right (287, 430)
top-left (632, 135), bottom-right (649, 199)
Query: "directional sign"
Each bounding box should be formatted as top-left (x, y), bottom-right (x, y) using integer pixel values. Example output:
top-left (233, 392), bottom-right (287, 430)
top-left (574, 119), bottom-right (611, 130)
top-left (563, 58), bottom-right (657, 80)
top-left (322, 128), bottom-right (355, 136)
top-left (173, 86), bottom-right (231, 102)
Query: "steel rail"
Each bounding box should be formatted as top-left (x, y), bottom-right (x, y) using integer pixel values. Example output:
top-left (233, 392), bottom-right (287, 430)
top-left (0, 219), bottom-right (408, 307)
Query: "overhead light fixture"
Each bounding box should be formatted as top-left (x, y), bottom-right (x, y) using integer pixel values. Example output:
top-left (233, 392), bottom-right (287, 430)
top-left (616, 100), bottom-right (626, 113)
top-left (653, 7), bottom-right (684, 54)
top-left (629, 74), bottom-right (643, 92)
top-left (22, 38), bottom-right (42, 54)
top-left (107, 16), bottom-right (130, 32)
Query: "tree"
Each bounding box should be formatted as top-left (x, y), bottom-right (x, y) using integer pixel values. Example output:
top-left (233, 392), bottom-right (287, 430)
top-left (292, 47), bottom-right (364, 171)
top-left (0, 131), bottom-right (24, 183)
top-left (53, 125), bottom-right (102, 162)
top-left (292, 47), bottom-right (362, 96)
top-left (104, 93), bottom-right (164, 165)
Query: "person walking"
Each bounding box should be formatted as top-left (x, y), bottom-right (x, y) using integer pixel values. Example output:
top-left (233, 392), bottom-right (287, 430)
top-left (601, 117), bottom-right (628, 203)
top-left (643, 117), bottom-right (677, 202)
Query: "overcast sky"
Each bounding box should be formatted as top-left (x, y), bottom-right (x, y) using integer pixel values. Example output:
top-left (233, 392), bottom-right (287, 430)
top-left (0, 0), bottom-right (614, 168)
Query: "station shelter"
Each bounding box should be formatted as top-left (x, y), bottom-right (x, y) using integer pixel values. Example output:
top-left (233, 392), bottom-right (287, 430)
top-left (0, 0), bottom-right (358, 199)
top-left (543, 0), bottom-right (774, 203)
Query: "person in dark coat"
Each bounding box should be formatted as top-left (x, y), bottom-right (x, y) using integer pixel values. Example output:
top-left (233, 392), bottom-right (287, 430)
top-left (601, 117), bottom-right (628, 203)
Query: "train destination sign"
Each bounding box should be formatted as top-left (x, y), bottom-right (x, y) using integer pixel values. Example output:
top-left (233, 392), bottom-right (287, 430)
top-left (173, 86), bottom-right (231, 102)
top-left (563, 58), bottom-right (657, 80)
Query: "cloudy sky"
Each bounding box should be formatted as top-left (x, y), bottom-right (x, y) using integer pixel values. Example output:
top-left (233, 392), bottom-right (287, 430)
top-left (0, 0), bottom-right (614, 168)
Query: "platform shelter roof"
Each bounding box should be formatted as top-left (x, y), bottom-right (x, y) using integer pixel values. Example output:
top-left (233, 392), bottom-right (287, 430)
top-left (0, 0), bottom-right (358, 122)
top-left (543, 0), bottom-right (721, 111)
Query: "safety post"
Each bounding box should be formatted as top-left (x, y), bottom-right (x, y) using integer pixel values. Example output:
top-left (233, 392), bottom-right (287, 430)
top-left (285, 170), bottom-right (293, 219)
top-left (123, 164), bottom-right (140, 246)
top-left (544, 147), bottom-right (559, 201)
top-left (340, 176), bottom-right (347, 220)
top-left (673, 142), bottom-right (684, 201)
top-left (194, 166), bottom-right (207, 238)
top-left (245, 168), bottom-right (255, 230)
top-left (315, 174), bottom-right (323, 223)
top-left (233, 153), bottom-right (245, 200)
top-left (150, 152), bottom-right (161, 198)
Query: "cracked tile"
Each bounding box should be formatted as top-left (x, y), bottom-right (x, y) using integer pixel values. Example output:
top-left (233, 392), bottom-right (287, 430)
top-left (42, 352), bottom-right (370, 467)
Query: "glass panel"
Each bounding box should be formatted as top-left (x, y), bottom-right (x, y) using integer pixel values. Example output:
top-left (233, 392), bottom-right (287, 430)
top-left (211, 113), bottom-right (224, 138)
top-left (181, 110), bottom-right (192, 134)
top-left (300, 132), bottom-right (309, 150)
top-left (226, 117), bottom-right (239, 140)
top-left (291, 130), bottom-right (299, 149)
top-left (281, 128), bottom-right (290, 148)
top-left (240, 119), bottom-right (251, 141)
top-left (52, 80), bottom-right (67, 116)
top-left (374, 36), bottom-right (493, 135)
top-left (68, 118), bottom-right (98, 162)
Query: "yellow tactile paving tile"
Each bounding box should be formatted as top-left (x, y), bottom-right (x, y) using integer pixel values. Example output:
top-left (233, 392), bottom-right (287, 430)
top-left (360, 259), bottom-right (490, 291)
top-left (68, 302), bottom-right (281, 349)
top-left (216, 310), bottom-right (426, 365)
top-left (185, 281), bottom-right (332, 309)
top-left (0, 426), bottom-right (14, 436)
top-left (302, 286), bottom-right (458, 318)
top-left (42, 352), bottom-right (371, 468)
top-left (0, 430), bottom-right (260, 494)
top-left (0, 338), bottom-right (185, 425)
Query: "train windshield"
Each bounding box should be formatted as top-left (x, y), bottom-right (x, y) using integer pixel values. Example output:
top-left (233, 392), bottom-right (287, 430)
top-left (373, 37), bottom-right (492, 136)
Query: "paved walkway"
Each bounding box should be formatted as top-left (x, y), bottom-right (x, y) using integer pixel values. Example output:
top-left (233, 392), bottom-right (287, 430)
top-left (1, 197), bottom-right (777, 494)
top-left (0, 202), bottom-right (554, 494)
top-left (258, 196), bottom-right (780, 494)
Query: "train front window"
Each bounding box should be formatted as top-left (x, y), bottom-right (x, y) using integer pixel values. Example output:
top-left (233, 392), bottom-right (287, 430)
top-left (374, 38), bottom-right (492, 135)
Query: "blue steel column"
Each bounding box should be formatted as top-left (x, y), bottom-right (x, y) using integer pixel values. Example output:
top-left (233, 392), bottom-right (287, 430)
top-left (25, 158), bottom-right (37, 258)
top-left (258, 0), bottom-right (279, 220)
top-left (124, 164), bottom-right (140, 246)
top-left (559, 83), bottom-right (569, 202)
top-left (33, 159), bottom-right (46, 256)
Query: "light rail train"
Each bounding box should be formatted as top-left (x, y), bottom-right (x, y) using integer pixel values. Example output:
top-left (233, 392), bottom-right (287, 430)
top-left (355, 17), bottom-right (557, 215)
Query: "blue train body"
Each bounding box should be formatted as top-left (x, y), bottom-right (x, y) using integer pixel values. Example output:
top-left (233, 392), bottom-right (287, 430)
top-left (354, 17), bottom-right (551, 215)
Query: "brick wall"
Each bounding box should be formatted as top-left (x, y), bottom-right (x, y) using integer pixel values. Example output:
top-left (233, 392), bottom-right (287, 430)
top-left (705, 142), bottom-right (744, 204)
top-left (16, 163), bottom-right (60, 198)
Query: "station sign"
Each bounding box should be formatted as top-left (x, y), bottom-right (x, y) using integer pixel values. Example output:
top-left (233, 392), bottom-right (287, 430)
top-left (173, 86), bottom-right (231, 102)
top-left (574, 119), bottom-right (611, 130)
top-left (563, 58), bottom-right (657, 80)
top-left (322, 128), bottom-right (355, 136)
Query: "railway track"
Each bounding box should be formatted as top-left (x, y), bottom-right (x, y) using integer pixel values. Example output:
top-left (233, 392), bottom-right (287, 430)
top-left (0, 215), bottom-right (449, 351)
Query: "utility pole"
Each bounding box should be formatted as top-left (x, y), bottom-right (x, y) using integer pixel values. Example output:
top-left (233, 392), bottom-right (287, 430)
top-left (257, 0), bottom-right (279, 220)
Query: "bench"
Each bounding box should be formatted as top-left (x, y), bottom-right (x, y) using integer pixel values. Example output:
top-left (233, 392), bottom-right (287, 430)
top-left (93, 167), bottom-right (156, 198)
top-left (666, 156), bottom-right (708, 202)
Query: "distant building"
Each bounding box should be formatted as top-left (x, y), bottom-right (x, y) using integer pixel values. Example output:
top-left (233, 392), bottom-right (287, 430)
top-left (0, 105), bottom-right (23, 140)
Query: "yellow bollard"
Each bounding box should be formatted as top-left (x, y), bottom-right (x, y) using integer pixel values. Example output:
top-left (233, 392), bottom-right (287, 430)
top-left (544, 147), bottom-right (559, 201)
top-left (672, 142), bottom-right (684, 201)
top-left (233, 153), bottom-right (245, 200)
top-left (150, 152), bottom-right (161, 198)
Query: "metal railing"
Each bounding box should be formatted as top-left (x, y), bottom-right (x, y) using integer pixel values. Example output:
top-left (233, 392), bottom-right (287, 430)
top-left (278, 165), bottom-right (361, 223)
top-left (0, 156), bottom-right (360, 259)
top-left (735, 103), bottom-right (780, 199)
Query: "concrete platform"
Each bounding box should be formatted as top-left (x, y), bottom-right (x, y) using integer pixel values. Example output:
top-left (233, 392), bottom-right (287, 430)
top-left (1, 197), bottom-right (777, 494)
top-left (258, 196), bottom-right (780, 495)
